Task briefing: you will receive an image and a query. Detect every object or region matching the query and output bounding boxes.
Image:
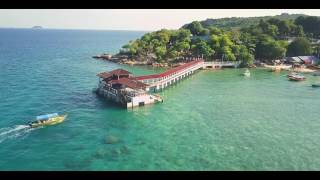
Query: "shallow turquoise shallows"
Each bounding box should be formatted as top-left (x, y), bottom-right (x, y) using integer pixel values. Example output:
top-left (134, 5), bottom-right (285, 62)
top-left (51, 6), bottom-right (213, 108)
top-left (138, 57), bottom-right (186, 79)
top-left (1, 29), bottom-right (320, 170)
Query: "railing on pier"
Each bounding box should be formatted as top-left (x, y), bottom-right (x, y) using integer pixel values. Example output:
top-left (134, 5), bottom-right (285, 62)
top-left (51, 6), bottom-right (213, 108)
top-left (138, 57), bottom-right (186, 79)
top-left (203, 61), bottom-right (241, 66)
top-left (123, 89), bottom-right (147, 97)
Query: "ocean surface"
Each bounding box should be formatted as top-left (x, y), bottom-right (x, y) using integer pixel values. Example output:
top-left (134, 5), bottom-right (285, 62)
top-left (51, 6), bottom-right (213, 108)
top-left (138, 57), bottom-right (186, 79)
top-left (1, 28), bottom-right (320, 170)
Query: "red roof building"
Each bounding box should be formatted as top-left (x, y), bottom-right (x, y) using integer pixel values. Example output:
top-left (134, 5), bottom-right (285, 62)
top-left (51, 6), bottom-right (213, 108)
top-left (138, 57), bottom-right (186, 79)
top-left (108, 78), bottom-right (148, 90)
top-left (97, 68), bottom-right (132, 81)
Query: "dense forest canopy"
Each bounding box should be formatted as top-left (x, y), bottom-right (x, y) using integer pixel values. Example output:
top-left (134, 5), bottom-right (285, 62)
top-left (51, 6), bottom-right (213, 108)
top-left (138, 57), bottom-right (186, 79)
top-left (181, 13), bottom-right (307, 31)
top-left (120, 14), bottom-right (320, 66)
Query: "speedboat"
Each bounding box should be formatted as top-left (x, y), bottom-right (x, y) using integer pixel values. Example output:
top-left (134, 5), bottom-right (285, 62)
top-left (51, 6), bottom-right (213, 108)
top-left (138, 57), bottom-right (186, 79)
top-left (29, 113), bottom-right (67, 128)
top-left (287, 72), bottom-right (299, 78)
top-left (243, 69), bottom-right (250, 77)
top-left (288, 74), bottom-right (305, 81)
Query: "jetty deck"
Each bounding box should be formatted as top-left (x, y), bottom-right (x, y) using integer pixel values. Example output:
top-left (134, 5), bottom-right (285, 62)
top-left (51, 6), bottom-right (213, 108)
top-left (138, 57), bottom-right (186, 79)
top-left (134, 59), bottom-right (240, 91)
top-left (96, 58), bottom-right (240, 108)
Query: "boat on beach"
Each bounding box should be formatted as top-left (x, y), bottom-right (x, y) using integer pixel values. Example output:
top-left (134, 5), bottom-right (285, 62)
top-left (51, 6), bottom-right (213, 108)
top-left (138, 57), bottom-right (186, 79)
top-left (29, 113), bottom-right (67, 128)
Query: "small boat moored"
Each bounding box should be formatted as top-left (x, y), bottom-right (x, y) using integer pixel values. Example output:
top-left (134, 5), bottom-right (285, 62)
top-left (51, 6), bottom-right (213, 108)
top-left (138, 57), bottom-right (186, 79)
top-left (288, 73), bottom-right (306, 81)
top-left (312, 84), bottom-right (320, 88)
top-left (287, 71), bottom-right (299, 77)
top-left (243, 69), bottom-right (250, 77)
top-left (29, 113), bottom-right (67, 128)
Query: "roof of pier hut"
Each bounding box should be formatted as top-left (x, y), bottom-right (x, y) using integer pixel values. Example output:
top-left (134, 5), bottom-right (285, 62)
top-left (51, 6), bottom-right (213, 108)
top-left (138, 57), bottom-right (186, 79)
top-left (108, 69), bottom-right (131, 76)
top-left (97, 72), bottom-right (112, 79)
top-left (134, 60), bottom-right (203, 80)
top-left (109, 78), bottom-right (148, 90)
top-left (97, 69), bottom-right (131, 79)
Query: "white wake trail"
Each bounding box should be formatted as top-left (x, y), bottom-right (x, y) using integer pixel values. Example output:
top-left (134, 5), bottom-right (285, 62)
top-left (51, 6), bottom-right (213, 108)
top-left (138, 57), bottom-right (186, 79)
top-left (0, 125), bottom-right (35, 143)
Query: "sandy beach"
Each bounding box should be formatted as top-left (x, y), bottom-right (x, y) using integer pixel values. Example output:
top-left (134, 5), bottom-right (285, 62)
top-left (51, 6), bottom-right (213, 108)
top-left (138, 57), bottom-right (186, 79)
top-left (262, 64), bottom-right (318, 73)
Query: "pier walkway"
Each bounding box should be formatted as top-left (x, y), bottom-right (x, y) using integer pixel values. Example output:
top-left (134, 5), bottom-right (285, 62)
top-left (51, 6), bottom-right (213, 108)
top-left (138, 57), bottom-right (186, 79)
top-left (135, 59), bottom-right (240, 91)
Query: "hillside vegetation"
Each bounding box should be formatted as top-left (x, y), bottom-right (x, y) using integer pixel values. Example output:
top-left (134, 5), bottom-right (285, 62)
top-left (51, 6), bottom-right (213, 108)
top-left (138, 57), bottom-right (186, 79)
top-left (119, 13), bottom-right (320, 67)
top-left (181, 13), bottom-right (307, 30)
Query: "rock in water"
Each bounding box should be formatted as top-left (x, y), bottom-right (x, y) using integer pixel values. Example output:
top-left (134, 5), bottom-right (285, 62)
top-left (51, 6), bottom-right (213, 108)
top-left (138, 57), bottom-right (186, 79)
top-left (93, 149), bottom-right (106, 159)
top-left (120, 145), bottom-right (130, 154)
top-left (104, 135), bottom-right (120, 144)
top-left (112, 148), bottom-right (122, 156)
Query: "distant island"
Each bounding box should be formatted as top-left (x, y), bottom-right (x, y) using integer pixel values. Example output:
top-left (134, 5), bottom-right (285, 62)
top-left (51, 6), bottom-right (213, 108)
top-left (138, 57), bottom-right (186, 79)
top-left (32, 26), bottom-right (43, 29)
top-left (94, 13), bottom-right (320, 68)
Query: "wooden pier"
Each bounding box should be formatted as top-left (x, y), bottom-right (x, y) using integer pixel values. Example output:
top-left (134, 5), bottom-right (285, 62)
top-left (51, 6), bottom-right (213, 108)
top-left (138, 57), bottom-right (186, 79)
top-left (134, 59), bottom-right (240, 91)
top-left (96, 58), bottom-right (240, 108)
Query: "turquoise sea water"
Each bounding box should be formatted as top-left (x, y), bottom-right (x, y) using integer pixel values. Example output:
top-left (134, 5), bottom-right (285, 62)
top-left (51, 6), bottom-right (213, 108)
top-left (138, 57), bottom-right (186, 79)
top-left (1, 28), bottom-right (320, 170)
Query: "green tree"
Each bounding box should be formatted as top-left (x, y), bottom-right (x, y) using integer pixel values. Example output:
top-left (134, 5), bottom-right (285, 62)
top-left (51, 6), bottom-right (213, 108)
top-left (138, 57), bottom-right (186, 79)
top-left (209, 35), bottom-right (220, 50)
top-left (208, 26), bottom-right (223, 35)
top-left (277, 20), bottom-right (291, 37)
top-left (227, 30), bottom-right (241, 42)
top-left (155, 46), bottom-right (167, 61)
top-left (292, 25), bottom-right (305, 37)
top-left (155, 29), bottom-right (170, 44)
top-left (231, 45), bottom-right (241, 57)
top-left (191, 40), bottom-right (214, 59)
top-left (176, 29), bottom-right (192, 41)
top-left (278, 40), bottom-right (289, 50)
top-left (141, 33), bottom-right (152, 42)
top-left (239, 32), bottom-right (256, 48)
top-left (266, 24), bottom-right (279, 37)
top-left (267, 18), bottom-right (281, 27)
top-left (255, 35), bottom-right (286, 60)
top-left (185, 21), bottom-right (205, 36)
top-left (258, 19), bottom-right (279, 37)
top-left (200, 28), bottom-right (210, 36)
top-left (238, 45), bottom-right (254, 66)
top-left (174, 41), bottom-right (190, 52)
top-left (295, 16), bottom-right (320, 37)
top-left (287, 37), bottom-right (312, 56)
top-left (121, 40), bottom-right (140, 55)
top-left (221, 46), bottom-right (236, 61)
top-left (219, 35), bottom-right (233, 47)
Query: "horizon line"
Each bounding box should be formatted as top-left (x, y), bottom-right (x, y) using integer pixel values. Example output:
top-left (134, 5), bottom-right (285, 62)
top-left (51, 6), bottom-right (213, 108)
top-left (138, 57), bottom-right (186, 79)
top-left (0, 26), bottom-right (153, 32)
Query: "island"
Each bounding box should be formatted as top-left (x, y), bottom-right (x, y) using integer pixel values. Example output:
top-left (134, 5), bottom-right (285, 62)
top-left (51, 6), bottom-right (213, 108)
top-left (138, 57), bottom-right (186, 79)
top-left (32, 26), bottom-right (43, 29)
top-left (94, 13), bottom-right (320, 70)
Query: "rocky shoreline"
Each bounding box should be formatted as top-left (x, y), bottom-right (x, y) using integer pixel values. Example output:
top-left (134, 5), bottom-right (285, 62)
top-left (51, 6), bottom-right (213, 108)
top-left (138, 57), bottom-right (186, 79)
top-left (92, 53), bottom-right (320, 73)
top-left (93, 53), bottom-right (171, 67)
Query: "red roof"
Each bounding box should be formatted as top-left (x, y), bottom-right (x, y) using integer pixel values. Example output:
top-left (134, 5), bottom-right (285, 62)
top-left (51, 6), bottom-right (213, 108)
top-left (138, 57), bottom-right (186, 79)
top-left (135, 60), bottom-right (203, 80)
top-left (97, 69), bottom-right (131, 79)
top-left (108, 78), bottom-right (147, 89)
top-left (108, 69), bottom-right (131, 76)
top-left (97, 72), bottom-right (112, 79)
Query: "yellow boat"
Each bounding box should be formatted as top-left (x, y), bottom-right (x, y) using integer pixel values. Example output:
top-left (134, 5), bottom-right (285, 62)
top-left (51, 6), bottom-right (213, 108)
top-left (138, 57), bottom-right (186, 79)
top-left (29, 114), bottom-right (67, 128)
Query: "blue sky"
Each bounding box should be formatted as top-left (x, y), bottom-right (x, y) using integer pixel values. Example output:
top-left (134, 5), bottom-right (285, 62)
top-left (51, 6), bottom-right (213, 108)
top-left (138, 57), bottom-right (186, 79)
top-left (0, 9), bottom-right (319, 31)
